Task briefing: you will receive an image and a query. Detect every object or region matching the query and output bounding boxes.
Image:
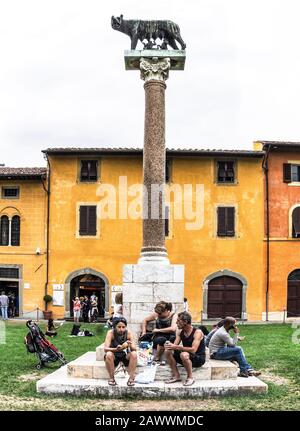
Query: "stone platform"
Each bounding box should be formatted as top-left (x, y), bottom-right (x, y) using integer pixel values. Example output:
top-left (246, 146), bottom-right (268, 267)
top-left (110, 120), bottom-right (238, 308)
top-left (36, 349), bottom-right (267, 398)
top-left (37, 363), bottom-right (267, 398)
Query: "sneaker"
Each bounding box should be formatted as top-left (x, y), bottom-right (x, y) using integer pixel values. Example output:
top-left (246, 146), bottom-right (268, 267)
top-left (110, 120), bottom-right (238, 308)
top-left (238, 371), bottom-right (249, 378)
top-left (248, 370), bottom-right (261, 377)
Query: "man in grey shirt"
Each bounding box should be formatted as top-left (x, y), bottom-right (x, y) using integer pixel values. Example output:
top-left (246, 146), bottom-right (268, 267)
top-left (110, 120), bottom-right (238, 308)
top-left (209, 316), bottom-right (260, 377)
top-left (0, 291), bottom-right (9, 320)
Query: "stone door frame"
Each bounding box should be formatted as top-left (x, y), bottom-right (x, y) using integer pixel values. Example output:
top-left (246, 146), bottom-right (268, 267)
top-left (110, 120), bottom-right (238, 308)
top-left (64, 267), bottom-right (109, 317)
top-left (0, 263), bottom-right (23, 317)
top-left (202, 269), bottom-right (247, 320)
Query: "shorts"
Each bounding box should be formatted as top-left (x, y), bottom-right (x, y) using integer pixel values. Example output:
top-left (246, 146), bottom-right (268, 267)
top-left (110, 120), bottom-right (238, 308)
top-left (173, 351), bottom-right (205, 368)
top-left (105, 353), bottom-right (130, 367)
top-left (73, 310), bottom-right (80, 319)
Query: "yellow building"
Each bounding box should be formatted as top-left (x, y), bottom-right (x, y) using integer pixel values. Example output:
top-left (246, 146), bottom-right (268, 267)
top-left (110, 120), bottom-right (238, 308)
top-left (41, 147), bottom-right (265, 322)
top-left (0, 168), bottom-right (47, 318)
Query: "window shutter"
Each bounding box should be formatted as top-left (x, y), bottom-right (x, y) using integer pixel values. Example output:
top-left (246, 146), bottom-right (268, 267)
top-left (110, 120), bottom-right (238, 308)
top-left (79, 206), bottom-right (88, 235)
top-left (165, 206), bottom-right (169, 237)
top-left (283, 163), bottom-right (292, 183)
top-left (226, 207), bottom-right (235, 237)
top-left (217, 207), bottom-right (226, 236)
top-left (89, 161), bottom-right (98, 181)
top-left (80, 161), bottom-right (89, 181)
top-left (0, 216), bottom-right (9, 246)
top-left (87, 206), bottom-right (97, 235)
top-left (292, 207), bottom-right (300, 238)
top-left (165, 159), bottom-right (171, 183)
top-left (11, 216), bottom-right (20, 246)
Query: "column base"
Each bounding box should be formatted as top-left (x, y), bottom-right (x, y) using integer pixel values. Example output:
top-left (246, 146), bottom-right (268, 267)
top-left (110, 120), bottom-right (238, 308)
top-left (123, 262), bottom-right (184, 339)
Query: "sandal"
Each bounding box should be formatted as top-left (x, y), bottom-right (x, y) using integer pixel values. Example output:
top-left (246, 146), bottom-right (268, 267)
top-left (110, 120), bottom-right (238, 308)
top-left (127, 378), bottom-right (135, 387)
top-left (183, 378), bottom-right (195, 386)
top-left (165, 377), bottom-right (181, 384)
top-left (108, 378), bottom-right (117, 386)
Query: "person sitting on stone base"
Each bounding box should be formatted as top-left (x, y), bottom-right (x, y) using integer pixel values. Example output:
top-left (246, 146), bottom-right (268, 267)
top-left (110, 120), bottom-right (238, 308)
top-left (164, 311), bottom-right (206, 386)
top-left (208, 316), bottom-right (260, 378)
top-left (104, 317), bottom-right (137, 386)
top-left (141, 301), bottom-right (177, 365)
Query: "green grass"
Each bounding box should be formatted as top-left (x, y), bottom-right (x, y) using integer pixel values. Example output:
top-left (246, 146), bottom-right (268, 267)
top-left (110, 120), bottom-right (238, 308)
top-left (0, 321), bottom-right (299, 410)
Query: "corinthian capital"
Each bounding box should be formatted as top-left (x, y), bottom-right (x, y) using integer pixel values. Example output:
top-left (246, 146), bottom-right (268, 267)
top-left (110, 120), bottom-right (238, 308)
top-left (140, 57), bottom-right (171, 82)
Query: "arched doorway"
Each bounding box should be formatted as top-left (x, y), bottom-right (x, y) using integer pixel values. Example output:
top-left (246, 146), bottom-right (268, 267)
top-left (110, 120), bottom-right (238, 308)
top-left (287, 269), bottom-right (300, 317)
top-left (65, 268), bottom-right (109, 318)
top-left (70, 274), bottom-right (106, 317)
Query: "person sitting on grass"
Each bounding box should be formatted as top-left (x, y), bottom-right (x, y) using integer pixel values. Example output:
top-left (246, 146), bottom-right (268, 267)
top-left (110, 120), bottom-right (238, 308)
top-left (141, 301), bottom-right (177, 365)
top-left (45, 318), bottom-right (63, 337)
top-left (208, 316), bottom-right (260, 378)
top-left (164, 311), bottom-right (206, 387)
top-left (104, 317), bottom-right (137, 387)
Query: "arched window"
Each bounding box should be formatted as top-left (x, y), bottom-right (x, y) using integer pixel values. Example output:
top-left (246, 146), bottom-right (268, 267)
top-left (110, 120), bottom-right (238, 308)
top-left (0, 216), bottom-right (9, 246)
top-left (292, 207), bottom-right (300, 238)
top-left (11, 215), bottom-right (20, 246)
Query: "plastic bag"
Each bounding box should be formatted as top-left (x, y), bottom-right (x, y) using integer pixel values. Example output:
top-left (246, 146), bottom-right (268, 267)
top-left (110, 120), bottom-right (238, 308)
top-left (135, 364), bottom-right (158, 384)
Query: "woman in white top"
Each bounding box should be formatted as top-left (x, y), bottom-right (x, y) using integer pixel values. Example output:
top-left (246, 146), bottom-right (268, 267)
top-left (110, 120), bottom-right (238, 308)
top-left (113, 292), bottom-right (123, 319)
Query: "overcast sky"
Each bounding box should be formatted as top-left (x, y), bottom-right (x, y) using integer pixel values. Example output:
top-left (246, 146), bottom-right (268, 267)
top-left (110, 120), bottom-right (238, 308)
top-left (1, 0), bottom-right (300, 167)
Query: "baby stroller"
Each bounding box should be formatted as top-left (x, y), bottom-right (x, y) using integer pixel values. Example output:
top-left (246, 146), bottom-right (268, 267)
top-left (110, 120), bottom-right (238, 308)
top-left (24, 320), bottom-right (67, 369)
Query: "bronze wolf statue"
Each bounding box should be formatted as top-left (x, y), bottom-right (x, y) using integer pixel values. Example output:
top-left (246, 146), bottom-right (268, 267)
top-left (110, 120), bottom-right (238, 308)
top-left (111, 15), bottom-right (186, 50)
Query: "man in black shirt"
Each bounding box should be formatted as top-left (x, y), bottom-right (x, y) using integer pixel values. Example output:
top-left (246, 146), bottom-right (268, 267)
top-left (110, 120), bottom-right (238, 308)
top-left (164, 311), bottom-right (206, 386)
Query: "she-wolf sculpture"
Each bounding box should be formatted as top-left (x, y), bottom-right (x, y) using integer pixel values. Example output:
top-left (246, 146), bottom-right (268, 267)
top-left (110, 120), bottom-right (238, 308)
top-left (111, 15), bottom-right (186, 50)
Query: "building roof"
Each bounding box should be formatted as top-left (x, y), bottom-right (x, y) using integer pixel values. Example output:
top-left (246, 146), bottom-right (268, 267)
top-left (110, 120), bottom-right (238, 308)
top-left (43, 147), bottom-right (264, 158)
top-left (0, 167), bottom-right (47, 180)
top-left (256, 141), bottom-right (300, 151)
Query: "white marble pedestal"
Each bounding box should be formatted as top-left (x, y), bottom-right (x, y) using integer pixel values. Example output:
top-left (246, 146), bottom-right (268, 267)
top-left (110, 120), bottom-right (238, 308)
top-left (122, 263), bottom-right (185, 338)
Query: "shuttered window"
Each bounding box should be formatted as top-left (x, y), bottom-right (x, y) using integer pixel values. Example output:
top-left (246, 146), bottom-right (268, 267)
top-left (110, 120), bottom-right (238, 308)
top-left (79, 206), bottom-right (97, 236)
top-left (0, 216), bottom-right (9, 246)
top-left (11, 215), bottom-right (20, 246)
top-left (217, 161), bottom-right (235, 183)
top-left (283, 163), bottom-right (300, 183)
top-left (165, 159), bottom-right (172, 183)
top-left (80, 160), bottom-right (98, 182)
top-left (292, 207), bottom-right (300, 238)
top-left (217, 207), bottom-right (235, 237)
top-left (165, 206), bottom-right (170, 237)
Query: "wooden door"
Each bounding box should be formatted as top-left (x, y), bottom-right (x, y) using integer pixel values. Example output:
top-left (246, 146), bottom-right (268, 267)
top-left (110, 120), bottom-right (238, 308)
top-left (207, 276), bottom-right (243, 319)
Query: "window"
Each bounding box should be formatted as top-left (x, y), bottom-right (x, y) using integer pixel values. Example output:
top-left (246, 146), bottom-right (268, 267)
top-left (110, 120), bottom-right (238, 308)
top-left (80, 160), bottom-right (98, 182)
top-left (217, 161), bottom-right (235, 183)
top-left (0, 216), bottom-right (9, 245)
top-left (217, 207), bottom-right (235, 237)
top-left (292, 207), bottom-right (300, 238)
top-left (79, 205), bottom-right (97, 236)
top-left (11, 216), bottom-right (20, 246)
top-left (165, 159), bottom-right (172, 183)
top-left (0, 267), bottom-right (19, 278)
top-left (0, 215), bottom-right (21, 246)
top-left (2, 187), bottom-right (19, 199)
top-left (283, 163), bottom-right (300, 183)
top-left (165, 206), bottom-right (170, 237)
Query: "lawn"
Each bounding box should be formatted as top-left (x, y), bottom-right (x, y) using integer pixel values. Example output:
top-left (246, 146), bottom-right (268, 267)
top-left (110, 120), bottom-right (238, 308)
top-left (0, 321), bottom-right (299, 411)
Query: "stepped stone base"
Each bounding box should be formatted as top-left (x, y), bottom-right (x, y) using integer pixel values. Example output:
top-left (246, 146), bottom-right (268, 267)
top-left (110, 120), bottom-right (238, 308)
top-left (67, 351), bottom-right (239, 381)
top-left (37, 364), bottom-right (267, 397)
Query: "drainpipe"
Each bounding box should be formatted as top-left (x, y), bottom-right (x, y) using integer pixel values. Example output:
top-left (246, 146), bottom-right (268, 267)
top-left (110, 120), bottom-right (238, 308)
top-left (262, 145), bottom-right (271, 321)
top-left (43, 154), bottom-right (51, 311)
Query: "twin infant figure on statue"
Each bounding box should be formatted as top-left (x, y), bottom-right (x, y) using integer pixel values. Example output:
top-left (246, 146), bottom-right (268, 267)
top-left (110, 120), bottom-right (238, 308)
top-left (103, 299), bottom-right (260, 387)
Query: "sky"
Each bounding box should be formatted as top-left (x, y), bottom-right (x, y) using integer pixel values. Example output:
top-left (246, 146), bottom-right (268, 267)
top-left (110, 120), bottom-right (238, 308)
top-left (1, 0), bottom-right (300, 167)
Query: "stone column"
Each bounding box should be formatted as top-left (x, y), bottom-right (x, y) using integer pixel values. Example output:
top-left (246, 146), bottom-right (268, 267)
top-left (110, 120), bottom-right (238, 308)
top-left (139, 57), bottom-right (171, 264)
